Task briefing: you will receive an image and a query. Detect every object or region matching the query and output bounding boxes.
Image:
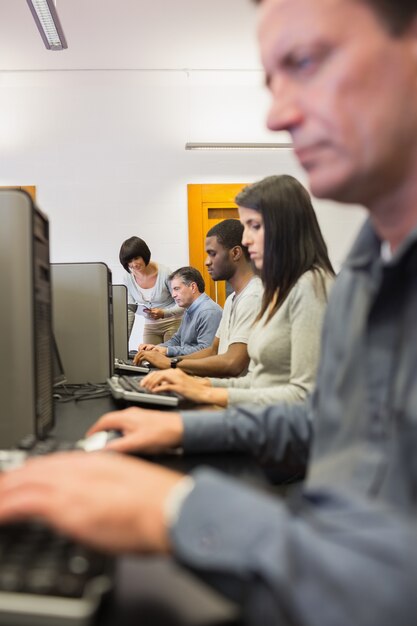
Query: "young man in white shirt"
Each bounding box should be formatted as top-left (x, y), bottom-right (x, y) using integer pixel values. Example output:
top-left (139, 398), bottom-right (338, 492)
top-left (134, 219), bottom-right (262, 376)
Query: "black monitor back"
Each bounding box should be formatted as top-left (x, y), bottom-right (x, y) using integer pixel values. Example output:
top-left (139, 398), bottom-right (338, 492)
top-left (51, 262), bottom-right (114, 384)
top-left (0, 190), bottom-right (54, 446)
top-left (112, 284), bottom-right (128, 361)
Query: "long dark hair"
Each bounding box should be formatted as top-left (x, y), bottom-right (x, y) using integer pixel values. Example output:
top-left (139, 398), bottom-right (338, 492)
top-left (235, 175), bottom-right (335, 323)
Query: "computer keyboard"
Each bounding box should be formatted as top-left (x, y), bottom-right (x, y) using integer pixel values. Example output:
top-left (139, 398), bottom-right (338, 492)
top-left (114, 357), bottom-right (150, 374)
top-left (107, 375), bottom-right (180, 407)
top-left (0, 521), bottom-right (112, 626)
top-left (17, 435), bottom-right (75, 455)
top-left (0, 447), bottom-right (114, 626)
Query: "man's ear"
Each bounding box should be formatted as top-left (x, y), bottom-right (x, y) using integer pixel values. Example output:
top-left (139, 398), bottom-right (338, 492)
top-left (406, 15), bottom-right (417, 63)
top-left (231, 245), bottom-right (242, 262)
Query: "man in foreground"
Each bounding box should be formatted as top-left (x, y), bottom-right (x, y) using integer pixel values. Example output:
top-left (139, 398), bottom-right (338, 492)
top-left (1, 1), bottom-right (417, 625)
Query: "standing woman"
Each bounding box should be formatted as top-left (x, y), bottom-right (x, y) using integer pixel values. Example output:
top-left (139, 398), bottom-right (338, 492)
top-left (120, 236), bottom-right (183, 345)
top-left (142, 175), bottom-right (335, 406)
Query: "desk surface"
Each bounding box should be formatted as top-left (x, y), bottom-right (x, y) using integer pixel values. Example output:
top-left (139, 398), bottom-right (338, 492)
top-left (53, 395), bottom-right (274, 626)
top-left (53, 395), bottom-right (119, 442)
top-left (53, 395), bottom-right (277, 486)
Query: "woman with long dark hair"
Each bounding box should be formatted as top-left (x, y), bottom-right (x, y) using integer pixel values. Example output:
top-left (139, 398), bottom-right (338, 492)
top-left (142, 175), bottom-right (334, 406)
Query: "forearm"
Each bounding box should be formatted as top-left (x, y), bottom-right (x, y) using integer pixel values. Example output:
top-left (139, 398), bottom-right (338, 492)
top-left (181, 400), bottom-right (312, 471)
top-left (178, 346), bottom-right (215, 361)
top-left (171, 469), bottom-right (417, 626)
top-left (210, 373), bottom-right (252, 389)
top-left (166, 322), bottom-right (218, 357)
top-left (226, 382), bottom-right (311, 406)
top-left (179, 353), bottom-right (248, 377)
top-left (166, 341), bottom-right (212, 357)
top-left (190, 386), bottom-right (228, 407)
top-left (160, 336), bottom-right (180, 350)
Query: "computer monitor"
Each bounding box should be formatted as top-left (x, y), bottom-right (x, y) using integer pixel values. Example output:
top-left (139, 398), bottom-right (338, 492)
top-left (112, 284), bottom-right (129, 361)
top-left (0, 189), bottom-right (54, 446)
top-left (51, 262), bottom-right (114, 384)
top-left (52, 334), bottom-right (66, 387)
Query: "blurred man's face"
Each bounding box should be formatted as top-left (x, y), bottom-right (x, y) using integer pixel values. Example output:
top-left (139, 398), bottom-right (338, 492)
top-left (258, 0), bottom-right (417, 206)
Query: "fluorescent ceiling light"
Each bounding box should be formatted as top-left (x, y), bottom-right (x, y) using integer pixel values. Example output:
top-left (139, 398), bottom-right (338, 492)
top-left (26, 0), bottom-right (68, 50)
top-left (185, 142), bottom-right (293, 150)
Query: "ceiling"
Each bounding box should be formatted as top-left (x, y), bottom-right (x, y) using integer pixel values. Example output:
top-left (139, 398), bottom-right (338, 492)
top-left (0, 0), bottom-right (262, 71)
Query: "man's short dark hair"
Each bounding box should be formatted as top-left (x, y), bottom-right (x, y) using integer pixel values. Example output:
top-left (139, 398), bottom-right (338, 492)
top-left (361, 0), bottom-right (417, 33)
top-left (169, 266), bottom-right (205, 294)
top-left (119, 237), bottom-right (151, 272)
top-left (252, 0), bottom-right (417, 34)
top-left (206, 219), bottom-right (250, 260)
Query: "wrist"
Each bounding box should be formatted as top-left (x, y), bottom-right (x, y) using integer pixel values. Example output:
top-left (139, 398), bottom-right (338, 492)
top-left (137, 472), bottom-right (186, 553)
top-left (164, 476), bottom-right (195, 529)
top-left (169, 412), bottom-right (185, 447)
top-left (206, 387), bottom-right (228, 407)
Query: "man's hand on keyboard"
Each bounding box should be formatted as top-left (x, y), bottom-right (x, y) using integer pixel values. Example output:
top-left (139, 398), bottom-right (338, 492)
top-left (0, 452), bottom-right (182, 554)
top-left (86, 406), bottom-right (184, 454)
top-left (133, 350), bottom-right (171, 369)
top-left (137, 343), bottom-right (157, 351)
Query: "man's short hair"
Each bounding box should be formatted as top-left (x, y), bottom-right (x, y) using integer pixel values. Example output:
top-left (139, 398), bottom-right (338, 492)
top-left (206, 219), bottom-right (250, 260)
top-left (252, 0), bottom-right (417, 34)
top-left (169, 266), bottom-right (205, 293)
top-left (119, 236), bottom-right (151, 272)
top-left (356, 0), bottom-right (416, 33)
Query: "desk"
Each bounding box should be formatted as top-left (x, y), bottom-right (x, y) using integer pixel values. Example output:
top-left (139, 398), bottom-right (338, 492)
top-left (52, 396), bottom-right (276, 626)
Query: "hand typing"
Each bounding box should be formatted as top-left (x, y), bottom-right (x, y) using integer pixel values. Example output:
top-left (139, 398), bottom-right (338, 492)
top-left (0, 452), bottom-right (183, 554)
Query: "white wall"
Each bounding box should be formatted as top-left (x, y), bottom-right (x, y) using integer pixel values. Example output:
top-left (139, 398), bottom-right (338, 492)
top-left (0, 67), bottom-right (366, 283)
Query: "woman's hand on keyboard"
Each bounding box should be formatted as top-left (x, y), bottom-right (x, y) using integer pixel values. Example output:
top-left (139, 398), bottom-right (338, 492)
top-left (86, 407), bottom-right (184, 454)
top-left (140, 369), bottom-right (228, 406)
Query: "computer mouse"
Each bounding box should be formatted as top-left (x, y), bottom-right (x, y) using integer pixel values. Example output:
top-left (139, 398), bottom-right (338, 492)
top-left (76, 430), bottom-right (122, 452)
top-left (0, 449), bottom-right (28, 472)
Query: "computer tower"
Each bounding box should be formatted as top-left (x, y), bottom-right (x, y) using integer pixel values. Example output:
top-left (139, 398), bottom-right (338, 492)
top-left (51, 262), bottom-right (114, 384)
top-left (0, 189), bottom-right (54, 447)
top-left (112, 284), bottom-right (129, 361)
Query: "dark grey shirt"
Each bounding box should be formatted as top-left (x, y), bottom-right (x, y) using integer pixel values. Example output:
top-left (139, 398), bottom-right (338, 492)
top-left (171, 219), bottom-right (417, 626)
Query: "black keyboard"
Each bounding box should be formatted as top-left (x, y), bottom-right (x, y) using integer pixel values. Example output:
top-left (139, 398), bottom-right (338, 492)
top-left (0, 520), bottom-right (112, 592)
top-left (107, 375), bottom-right (179, 407)
top-left (114, 358), bottom-right (150, 374)
top-left (17, 434), bottom-right (75, 455)
top-left (118, 376), bottom-right (149, 393)
top-left (0, 449), bottom-right (113, 626)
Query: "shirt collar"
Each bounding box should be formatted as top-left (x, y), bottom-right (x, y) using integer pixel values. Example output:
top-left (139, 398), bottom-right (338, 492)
top-left (186, 292), bottom-right (207, 316)
top-left (344, 217), bottom-right (417, 270)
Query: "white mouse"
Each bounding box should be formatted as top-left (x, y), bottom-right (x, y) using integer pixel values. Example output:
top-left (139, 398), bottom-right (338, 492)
top-left (76, 430), bottom-right (121, 452)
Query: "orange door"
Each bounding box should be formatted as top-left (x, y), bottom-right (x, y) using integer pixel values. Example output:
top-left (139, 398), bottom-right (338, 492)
top-left (188, 183), bottom-right (247, 307)
top-left (0, 186), bottom-right (36, 200)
